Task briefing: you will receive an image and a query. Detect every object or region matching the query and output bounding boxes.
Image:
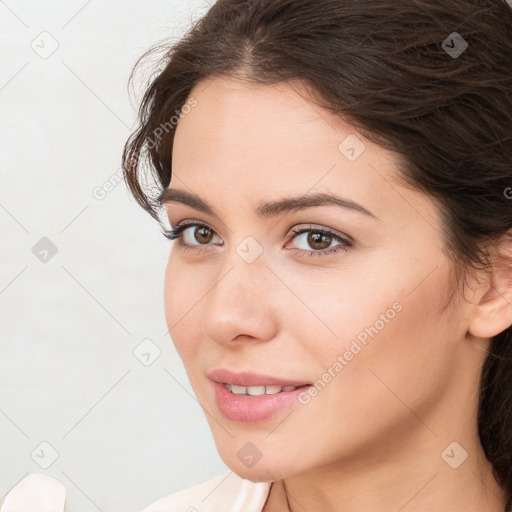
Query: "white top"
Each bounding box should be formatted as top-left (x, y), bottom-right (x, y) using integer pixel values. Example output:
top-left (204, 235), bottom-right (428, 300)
top-left (0, 472), bottom-right (272, 512)
top-left (142, 472), bottom-right (272, 512)
top-left (0, 474), bottom-right (66, 512)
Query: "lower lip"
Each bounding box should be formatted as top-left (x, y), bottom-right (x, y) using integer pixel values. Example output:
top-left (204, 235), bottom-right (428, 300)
top-left (212, 380), bottom-right (312, 423)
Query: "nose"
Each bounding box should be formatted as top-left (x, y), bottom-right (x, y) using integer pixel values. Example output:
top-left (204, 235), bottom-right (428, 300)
top-left (202, 248), bottom-right (279, 347)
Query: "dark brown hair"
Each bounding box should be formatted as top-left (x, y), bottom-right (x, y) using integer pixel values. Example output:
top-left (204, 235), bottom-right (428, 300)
top-left (122, 0), bottom-right (512, 509)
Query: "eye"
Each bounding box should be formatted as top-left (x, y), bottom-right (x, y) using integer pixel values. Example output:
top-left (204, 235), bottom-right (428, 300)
top-left (162, 221), bottom-right (353, 257)
top-left (285, 225), bottom-right (352, 257)
top-left (163, 221), bottom-right (222, 254)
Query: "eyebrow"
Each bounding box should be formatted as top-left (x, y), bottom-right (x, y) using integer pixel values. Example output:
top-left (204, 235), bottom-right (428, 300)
top-left (158, 188), bottom-right (378, 220)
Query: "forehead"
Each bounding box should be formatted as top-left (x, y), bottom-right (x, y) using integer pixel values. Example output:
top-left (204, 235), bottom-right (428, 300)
top-left (174, 77), bottom-right (346, 154)
top-left (172, 77), bottom-right (382, 190)
top-left (169, 76), bottom-right (440, 237)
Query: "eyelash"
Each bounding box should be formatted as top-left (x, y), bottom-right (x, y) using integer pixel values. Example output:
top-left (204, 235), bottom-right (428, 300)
top-left (162, 221), bottom-right (353, 258)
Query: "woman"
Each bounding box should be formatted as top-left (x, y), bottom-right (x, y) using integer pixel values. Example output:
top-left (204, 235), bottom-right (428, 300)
top-left (120, 0), bottom-right (512, 511)
top-left (5, 0), bottom-right (508, 511)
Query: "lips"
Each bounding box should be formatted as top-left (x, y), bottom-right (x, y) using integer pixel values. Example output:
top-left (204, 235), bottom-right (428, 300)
top-left (211, 380), bottom-right (312, 422)
top-left (207, 368), bottom-right (311, 388)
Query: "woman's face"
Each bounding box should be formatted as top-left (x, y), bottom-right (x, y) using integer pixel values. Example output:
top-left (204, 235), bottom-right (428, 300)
top-left (162, 77), bottom-right (480, 482)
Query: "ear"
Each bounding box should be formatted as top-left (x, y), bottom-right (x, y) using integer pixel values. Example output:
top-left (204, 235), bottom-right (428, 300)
top-left (467, 232), bottom-right (512, 339)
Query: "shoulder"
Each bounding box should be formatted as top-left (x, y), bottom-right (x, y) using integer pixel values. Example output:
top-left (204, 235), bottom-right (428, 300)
top-left (141, 471), bottom-right (272, 512)
top-left (0, 474), bottom-right (66, 512)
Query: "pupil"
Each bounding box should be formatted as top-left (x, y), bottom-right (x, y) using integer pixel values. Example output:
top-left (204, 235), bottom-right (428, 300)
top-left (309, 232), bottom-right (330, 250)
top-left (196, 227), bottom-right (212, 243)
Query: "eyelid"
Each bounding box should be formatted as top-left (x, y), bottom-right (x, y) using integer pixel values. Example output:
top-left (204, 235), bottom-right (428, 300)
top-left (286, 223), bottom-right (353, 244)
top-left (168, 219), bottom-right (350, 241)
top-left (170, 219), bottom-right (223, 243)
top-left (164, 219), bottom-right (354, 256)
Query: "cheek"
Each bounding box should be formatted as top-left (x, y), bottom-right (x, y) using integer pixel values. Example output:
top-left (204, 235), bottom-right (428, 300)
top-left (320, 269), bottom-right (457, 429)
top-left (291, 248), bottom-right (455, 355)
top-left (270, 257), bottom-right (403, 364)
top-left (163, 255), bottom-right (201, 360)
top-left (285, 253), bottom-right (459, 407)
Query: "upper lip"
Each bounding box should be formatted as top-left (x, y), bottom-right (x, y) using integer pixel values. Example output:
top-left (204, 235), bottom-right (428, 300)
top-left (208, 368), bottom-right (311, 387)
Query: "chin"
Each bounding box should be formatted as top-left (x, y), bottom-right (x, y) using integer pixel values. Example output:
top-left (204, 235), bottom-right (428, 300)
top-left (230, 464), bottom-right (283, 483)
top-left (220, 450), bottom-right (300, 483)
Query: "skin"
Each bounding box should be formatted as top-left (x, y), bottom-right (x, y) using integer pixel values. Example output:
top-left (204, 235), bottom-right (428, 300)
top-left (162, 76), bottom-right (512, 512)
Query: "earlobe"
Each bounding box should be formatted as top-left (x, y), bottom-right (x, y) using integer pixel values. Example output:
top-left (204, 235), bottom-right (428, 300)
top-left (469, 298), bottom-right (512, 339)
top-left (467, 235), bottom-right (512, 339)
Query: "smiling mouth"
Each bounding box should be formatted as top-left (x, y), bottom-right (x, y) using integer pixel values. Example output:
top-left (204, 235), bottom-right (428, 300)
top-left (212, 379), bottom-right (313, 422)
top-left (223, 383), bottom-right (310, 395)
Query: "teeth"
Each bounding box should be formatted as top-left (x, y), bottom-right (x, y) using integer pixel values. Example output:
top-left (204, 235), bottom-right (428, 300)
top-left (265, 385), bottom-right (282, 395)
top-left (224, 383), bottom-right (300, 395)
top-left (247, 385), bottom-right (266, 396)
top-left (230, 384), bottom-right (247, 394)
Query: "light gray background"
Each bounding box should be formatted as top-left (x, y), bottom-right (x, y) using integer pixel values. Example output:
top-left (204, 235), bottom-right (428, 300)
top-left (0, 1), bottom-right (229, 511)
